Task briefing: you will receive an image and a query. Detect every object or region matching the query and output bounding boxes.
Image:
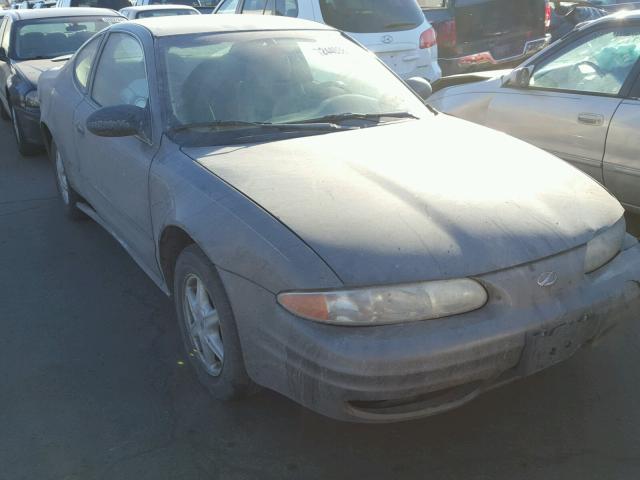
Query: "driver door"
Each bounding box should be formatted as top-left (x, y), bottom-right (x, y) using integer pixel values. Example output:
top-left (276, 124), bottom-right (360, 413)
top-left (485, 25), bottom-right (640, 182)
top-left (73, 31), bottom-right (159, 273)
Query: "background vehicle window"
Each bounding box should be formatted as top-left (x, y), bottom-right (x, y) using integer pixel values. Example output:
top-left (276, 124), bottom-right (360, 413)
top-left (137, 8), bottom-right (199, 17)
top-left (69, 0), bottom-right (131, 8)
top-left (241, 0), bottom-right (267, 13)
top-left (216, 0), bottom-right (239, 13)
top-left (531, 27), bottom-right (640, 95)
top-left (74, 34), bottom-right (102, 91)
top-left (14, 17), bottom-right (121, 60)
top-left (92, 33), bottom-right (148, 108)
top-left (318, 0), bottom-right (425, 33)
top-left (418, 0), bottom-right (445, 7)
top-left (274, 0), bottom-right (297, 16)
top-left (1, 20), bottom-right (11, 54)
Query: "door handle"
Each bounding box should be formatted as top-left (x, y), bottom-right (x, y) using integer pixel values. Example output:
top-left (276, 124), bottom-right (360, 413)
top-left (75, 122), bottom-right (85, 134)
top-left (578, 113), bottom-right (604, 126)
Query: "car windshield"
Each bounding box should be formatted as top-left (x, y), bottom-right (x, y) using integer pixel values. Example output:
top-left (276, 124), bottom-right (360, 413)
top-left (318, 0), bottom-right (424, 33)
top-left (160, 30), bottom-right (430, 145)
top-left (149, 0), bottom-right (201, 6)
top-left (138, 8), bottom-right (198, 17)
top-left (13, 16), bottom-right (122, 60)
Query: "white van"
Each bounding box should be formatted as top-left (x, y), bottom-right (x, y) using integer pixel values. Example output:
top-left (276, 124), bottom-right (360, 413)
top-left (214, 0), bottom-right (441, 82)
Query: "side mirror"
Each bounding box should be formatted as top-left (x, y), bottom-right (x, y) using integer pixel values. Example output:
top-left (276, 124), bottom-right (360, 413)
top-left (406, 77), bottom-right (433, 100)
top-left (502, 66), bottom-right (534, 88)
top-left (0, 47), bottom-right (8, 62)
top-left (86, 104), bottom-right (146, 138)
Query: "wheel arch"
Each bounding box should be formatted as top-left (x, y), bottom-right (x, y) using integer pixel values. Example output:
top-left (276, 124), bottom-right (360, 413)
top-left (158, 224), bottom-right (197, 294)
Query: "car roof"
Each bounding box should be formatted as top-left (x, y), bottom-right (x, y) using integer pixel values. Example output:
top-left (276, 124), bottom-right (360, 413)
top-left (586, 8), bottom-right (640, 25)
top-left (125, 14), bottom-right (334, 37)
top-left (4, 7), bottom-right (121, 21)
top-left (121, 4), bottom-right (198, 11)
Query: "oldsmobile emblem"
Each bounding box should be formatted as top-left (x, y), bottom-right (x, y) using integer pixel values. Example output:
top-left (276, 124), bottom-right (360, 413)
top-left (381, 35), bottom-right (394, 44)
top-left (537, 271), bottom-right (558, 288)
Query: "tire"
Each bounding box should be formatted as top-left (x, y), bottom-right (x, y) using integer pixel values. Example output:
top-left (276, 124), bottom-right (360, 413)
top-left (11, 104), bottom-right (39, 156)
top-left (173, 244), bottom-right (255, 400)
top-left (51, 140), bottom-right (86, 221)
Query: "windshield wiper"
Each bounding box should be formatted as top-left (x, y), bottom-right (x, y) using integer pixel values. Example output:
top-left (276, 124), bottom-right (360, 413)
top-left (293, 112), bottom-right (419, 125)
top-left (169, 120), bottom-right (350, 133)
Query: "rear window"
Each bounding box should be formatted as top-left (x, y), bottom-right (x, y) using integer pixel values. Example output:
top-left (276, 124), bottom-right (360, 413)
top-left (137, 8), bottom-right (199, 17)
top-left (70, 0), bottom-right (131, 8)
top-left (13, 16), bottom-right (122, 60)
top-left (318, 0), bottom-right (425, 33)
top-left (147, 0), bottom-right (201, 5)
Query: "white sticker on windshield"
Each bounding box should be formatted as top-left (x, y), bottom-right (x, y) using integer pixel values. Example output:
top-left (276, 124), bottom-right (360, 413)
top-left (103, 17), bottom-right (126, 23)
top-left (313, 46), bottom-right (346, 56)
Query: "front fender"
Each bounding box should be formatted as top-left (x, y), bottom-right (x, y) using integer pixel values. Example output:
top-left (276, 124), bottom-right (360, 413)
top-left (150, 138), bottom-right (343, 294)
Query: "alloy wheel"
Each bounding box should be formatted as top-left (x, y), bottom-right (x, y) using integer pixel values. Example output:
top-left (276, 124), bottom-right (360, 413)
top-left (55, 150), bottom-right (70, 205)
top-left (183, 273), bottom-right (224, 377)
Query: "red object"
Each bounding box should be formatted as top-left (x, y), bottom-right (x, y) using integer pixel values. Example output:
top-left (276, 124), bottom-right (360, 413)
top-left (419, 28), bottom-right (437, 49)
top-left (544, 0), bottom-right (552, 30)
top-left (434, 20), bottom-right (457, 50)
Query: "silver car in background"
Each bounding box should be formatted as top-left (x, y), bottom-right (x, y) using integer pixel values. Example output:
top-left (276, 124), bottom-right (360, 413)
top-left (430, 11), bottom-right (640, 214)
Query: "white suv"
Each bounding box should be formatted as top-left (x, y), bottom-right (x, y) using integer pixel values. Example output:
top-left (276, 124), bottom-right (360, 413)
top-left (214, 0), bottom-right (442, 82)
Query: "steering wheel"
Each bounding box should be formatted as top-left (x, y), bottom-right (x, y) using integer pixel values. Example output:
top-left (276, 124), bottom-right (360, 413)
top-left (317, 94), bottom-right (379, 116)
top-left (573, 60), bottom-right (605, 77)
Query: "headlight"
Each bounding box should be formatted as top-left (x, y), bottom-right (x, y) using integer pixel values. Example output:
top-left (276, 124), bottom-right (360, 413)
top-left (277, 279), bottom-right (488, 326)
top-left (25, 90), bottom-right (39, 108)
top-left (584, 217), bottom-right (626, 274)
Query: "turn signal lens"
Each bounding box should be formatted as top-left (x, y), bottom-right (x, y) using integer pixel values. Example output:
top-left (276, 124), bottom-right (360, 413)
top-left (278, 279), bottom-right (487, 326)
top-left (419, 28), bottom-right (437, 49)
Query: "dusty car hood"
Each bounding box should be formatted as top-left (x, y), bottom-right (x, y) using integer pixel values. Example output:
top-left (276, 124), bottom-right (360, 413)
top-left (14, 59), bottom-right (59, 86)
top-left (185, 116), bottom-right (623, 286)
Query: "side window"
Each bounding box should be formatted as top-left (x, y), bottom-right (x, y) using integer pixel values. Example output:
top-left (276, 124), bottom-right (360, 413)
top-left (92, 33), bottom-right (148, 109)
top-left (274, 0), bottom-right (297, 16)
top-left (73, 34), bottom-right (102, 92)
top-left (241, 0), bottom-right (267, 14)
top-left (216, 0), bottom-right (239, 13)
top-left (531, 27), bottom-right (640, 96)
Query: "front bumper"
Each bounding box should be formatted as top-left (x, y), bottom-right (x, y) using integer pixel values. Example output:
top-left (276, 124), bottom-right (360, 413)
top-left (14, 105), bottom-right (43, 146)
top-left (440, 36), bottom-right (550, 76)
top-left (221, 240), bottom-right (640, 423)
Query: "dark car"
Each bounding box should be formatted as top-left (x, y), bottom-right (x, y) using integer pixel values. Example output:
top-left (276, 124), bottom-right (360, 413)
top-left (0, 8), bottom-right (124, 155)
top-left (421, 0), bottom-right (551, 76)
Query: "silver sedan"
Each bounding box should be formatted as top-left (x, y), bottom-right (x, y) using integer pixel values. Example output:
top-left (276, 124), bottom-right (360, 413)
top-left (430, 11), bottom-right (640, 215)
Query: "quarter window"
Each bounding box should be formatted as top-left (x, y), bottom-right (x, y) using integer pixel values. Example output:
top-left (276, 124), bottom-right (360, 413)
top-left (92, 33), bottom-right (149, 108)
top-left (216, 0), bottom-right (239, 13)
top-left (274, 0), bottom-right (297, 16)
top-left (241, 0), bottom-right (267, 14)
top-left (531, 27), bottom-right (640, 95)
top-left (73, 34), bottom-right (102, 92)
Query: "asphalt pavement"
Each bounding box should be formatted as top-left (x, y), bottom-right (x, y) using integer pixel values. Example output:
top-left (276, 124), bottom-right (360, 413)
top-left (2, 121), bottom-right (640, 480)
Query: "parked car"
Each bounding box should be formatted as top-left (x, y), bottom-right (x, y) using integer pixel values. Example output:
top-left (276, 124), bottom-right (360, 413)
top-left (130, 0), bottom-right (201, 7)
top-left (55, 0), bottom-right (131, 8)
top-left (0, 8), bottom-right (124, 154)
top-left (120, 4), bottom-right (200, 18)
top-left (420, 0), bottom-right (551, 76)
top-left (213, 0), bottom-right (442, 83)
top-left (39, 15), bottom-right (640, 422)
top-left (548, 0), bottom-right (606, 42)
top-left (429, 11), bottom-right (640, 214)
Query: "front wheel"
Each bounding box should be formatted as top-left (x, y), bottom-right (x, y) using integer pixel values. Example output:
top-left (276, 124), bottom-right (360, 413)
top-left (173, 244), bottom-right (256, 400)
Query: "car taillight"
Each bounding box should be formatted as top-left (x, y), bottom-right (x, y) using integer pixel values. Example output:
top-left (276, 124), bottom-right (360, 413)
top-left (419, 27), bottom-right (437, 49)
top-left (434, 20), bottom-right (456, 50)
top-left (544, 1), bottom-right (551, 30)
